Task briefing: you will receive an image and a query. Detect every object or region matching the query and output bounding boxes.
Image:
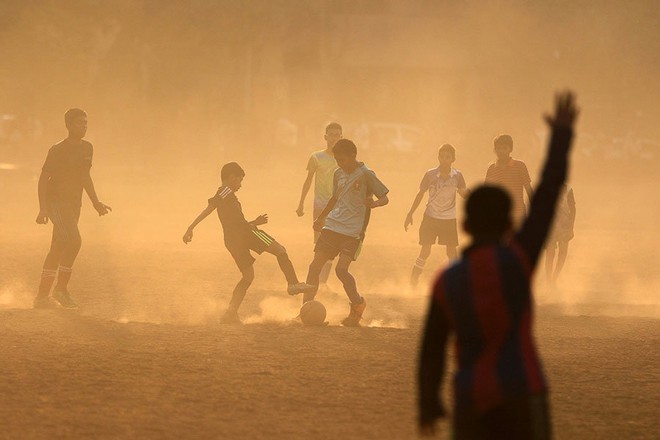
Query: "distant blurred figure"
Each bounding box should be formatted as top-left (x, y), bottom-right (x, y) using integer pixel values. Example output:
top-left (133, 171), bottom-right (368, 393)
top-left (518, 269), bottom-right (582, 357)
top-left (418, 91), bottom-right (579, 439)
top-left (183, 162), bottom-right (312, 324)
top-left (293, 139), bottom-right (389, 326)
top-left (405, 143), bottom-right (469, 287)
top-left (296, 122), bottom-right (342, 287)
top-left (34, 108), bottom-right (112, 309)
top-left (485, 134), bottom-right (533, 225)
top-left (545, 184), bottom-right (576, 285)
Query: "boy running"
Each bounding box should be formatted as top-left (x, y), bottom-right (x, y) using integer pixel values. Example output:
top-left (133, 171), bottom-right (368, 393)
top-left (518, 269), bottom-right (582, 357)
top-left (296, 122), bottom-right (342, 286)
top-left (418, 91), bottom-right (578, 438)
top-left (485, 134), bottom-right (533, 225)
top-left (293, 139), bottom-right (389, 327)
top-left (34, 108), bottom-right (112, 309)
top-left (405, 144), bottom-right (469, 286)
top-left (183, 162), bottom-right (310, 324)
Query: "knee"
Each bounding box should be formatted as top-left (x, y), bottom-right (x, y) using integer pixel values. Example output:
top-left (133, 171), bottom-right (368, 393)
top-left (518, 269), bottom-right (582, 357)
top-left (335, 266), bottom-right (350, 281)
top-left (240, 269), bottom-right (255, 285)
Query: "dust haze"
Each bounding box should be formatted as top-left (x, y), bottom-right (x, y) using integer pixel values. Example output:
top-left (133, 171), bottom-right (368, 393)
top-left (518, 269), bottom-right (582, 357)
top-left (0, 2), bottom-right (659, 439)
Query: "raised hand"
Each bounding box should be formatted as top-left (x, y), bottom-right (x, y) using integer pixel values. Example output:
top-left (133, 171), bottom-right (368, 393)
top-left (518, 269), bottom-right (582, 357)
top-left (544, 91), bottom-right (579, 129)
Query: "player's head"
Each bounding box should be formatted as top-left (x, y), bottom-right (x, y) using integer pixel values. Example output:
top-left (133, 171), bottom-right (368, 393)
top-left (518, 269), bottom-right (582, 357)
top-left (324, 122), bottom-right (343, 150)
top-left (493, 134), bottom-right (513, 160)
top-left (65, 108), bottom-right (87, 139)
top-left (438, 143), bottom-right (456, 165)
top-left (221, 162), bottom-right (245, 191)
top-left (333, 139), bottom-right (358, 171)
top-left (463, 185), bottom-right (512, 241)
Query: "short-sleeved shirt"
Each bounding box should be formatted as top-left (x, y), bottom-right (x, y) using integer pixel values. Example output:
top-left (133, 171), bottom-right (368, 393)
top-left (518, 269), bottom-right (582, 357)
top-left (485, 159), bottom-right (531, 220)
top-left (306, 150), bottom-right (337, 209)
top-left (420, 167), bottom-right (467, 220)
top-left (324, 163), bottom-right (389, 239)
top-left (42, 139), bottom-right (93, 207)
top-left (208, 186), bottom-right (252, 247)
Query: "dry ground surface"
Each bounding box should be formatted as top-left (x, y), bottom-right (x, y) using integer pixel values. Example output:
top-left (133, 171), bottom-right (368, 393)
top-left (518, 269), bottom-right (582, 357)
top-left (1, 234), bottom-right (659, 440)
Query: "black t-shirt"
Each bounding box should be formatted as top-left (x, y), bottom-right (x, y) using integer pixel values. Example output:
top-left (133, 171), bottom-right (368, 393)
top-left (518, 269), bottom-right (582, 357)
top-left (208, 186), bottom-right (252, 246)
top-left (42, 139), bottom-right (93, 207)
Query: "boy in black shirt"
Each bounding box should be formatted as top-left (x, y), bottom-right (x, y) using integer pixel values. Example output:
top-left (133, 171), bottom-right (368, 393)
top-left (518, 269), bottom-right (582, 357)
top-left (34, 108), bottom-right (112, 309)
top-left (183, 162), bottom-right (310, 324)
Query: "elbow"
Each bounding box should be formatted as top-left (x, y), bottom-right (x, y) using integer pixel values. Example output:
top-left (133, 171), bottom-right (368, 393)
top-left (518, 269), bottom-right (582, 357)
top-left (380, 195), bottom-right (389, 206)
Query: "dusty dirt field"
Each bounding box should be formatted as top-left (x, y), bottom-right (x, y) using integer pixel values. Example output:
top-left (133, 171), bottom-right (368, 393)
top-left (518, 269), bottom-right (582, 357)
top-left (1, 230), bottom-right (658, 440)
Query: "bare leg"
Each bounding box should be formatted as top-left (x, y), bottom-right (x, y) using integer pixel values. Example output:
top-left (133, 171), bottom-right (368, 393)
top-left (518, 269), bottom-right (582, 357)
top-left (446, 245), bottom-right (458, 260)
top-left (553, 241), bottom-right (569, 282)
top-left (545, 243), bottom-right (556, 283)
top-left (304, 252), bottom-right (332, 302)
top-left (335, 254), bottom-right (361, 304)
top-left (228, 265), bottom-right (254, 312)
top-left (263, 241), bottom-right (298, 285)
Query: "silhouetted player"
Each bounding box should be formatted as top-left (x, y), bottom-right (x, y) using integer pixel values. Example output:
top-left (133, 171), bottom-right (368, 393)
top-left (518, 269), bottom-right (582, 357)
top-left (296, 122), bottom-right (342, 287)
top-left (183, 162), bottom-right (311, 324)
top-left (418, 92), bottom-right (578, 439)
top-left (34, 108), bottom-right (112, 309)
top-left (485, 134), bottom-right (533, 225)
top-left (405, 144), bottom-right (469, 286)
top-left (294, 139), bottom-right (389, 326)
top-left (545, 184), bottom-right (576, 285)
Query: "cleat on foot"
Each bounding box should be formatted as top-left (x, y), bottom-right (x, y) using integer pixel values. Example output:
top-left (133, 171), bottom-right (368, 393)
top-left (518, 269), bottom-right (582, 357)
top-left (52, 289), bottom-right (78, 309)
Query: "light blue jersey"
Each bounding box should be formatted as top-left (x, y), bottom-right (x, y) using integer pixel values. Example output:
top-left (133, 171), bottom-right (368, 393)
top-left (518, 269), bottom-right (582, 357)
top-left (324, 163), bottom-right (389, 238)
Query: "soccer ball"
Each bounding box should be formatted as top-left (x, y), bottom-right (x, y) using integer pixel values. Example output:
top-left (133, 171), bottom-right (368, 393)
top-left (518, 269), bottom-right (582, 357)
top-left (299, 300), bottom-right (327, 326)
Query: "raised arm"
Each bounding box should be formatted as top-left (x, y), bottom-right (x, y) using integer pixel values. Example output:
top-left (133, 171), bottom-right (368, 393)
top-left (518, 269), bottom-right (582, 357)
top-left (516, 91), bottom-right (579, 264)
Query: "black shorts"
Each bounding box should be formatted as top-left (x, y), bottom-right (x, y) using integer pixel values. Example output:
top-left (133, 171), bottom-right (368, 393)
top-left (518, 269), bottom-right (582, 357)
top-left (314, 229), bottom-right (362, 261)
top-left (453, 394), bottom-right (552, 440)
top-left (226, 229), bottom-right (275, 271)
top-left (419, 215), bottom-right (458, 246)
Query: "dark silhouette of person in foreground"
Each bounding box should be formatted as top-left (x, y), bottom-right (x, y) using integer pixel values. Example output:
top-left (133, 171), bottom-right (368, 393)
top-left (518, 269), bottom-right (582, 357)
top-left (34, 108), bottom-right (112, 309)
top-left (418, 91), bottom-right (578, 439)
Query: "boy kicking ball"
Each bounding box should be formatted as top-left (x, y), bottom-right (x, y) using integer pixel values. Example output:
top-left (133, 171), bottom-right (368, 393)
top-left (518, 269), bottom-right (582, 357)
top-left (183, 162), bottom-right (311, 324)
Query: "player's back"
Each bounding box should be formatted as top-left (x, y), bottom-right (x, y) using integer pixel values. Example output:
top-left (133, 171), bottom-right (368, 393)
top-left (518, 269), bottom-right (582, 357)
top-left (435, 241), bottom-right (547, 413)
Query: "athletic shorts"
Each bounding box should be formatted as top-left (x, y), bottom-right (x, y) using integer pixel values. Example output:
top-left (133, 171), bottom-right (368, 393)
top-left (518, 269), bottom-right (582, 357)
top-left (47, 203), bottom-right (82, 245)
top-left (453, 393), bottom-right (552, 440)
top-left (419, 215), bottom-right (458, 246)
top-left (314, 229), bottom-right (362, 261)
top-left (226, 229), bottom-right (275, 271)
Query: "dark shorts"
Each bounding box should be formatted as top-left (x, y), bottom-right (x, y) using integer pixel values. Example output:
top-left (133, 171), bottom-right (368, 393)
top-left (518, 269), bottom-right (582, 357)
top-left (226, 229), bottom-right (275, 271)
top-left (453, 394), bottom-right (552, 440)
top-left (419, 215), bottom-right (458, 246)
top-left (314, 229), bottom-right (362, 261)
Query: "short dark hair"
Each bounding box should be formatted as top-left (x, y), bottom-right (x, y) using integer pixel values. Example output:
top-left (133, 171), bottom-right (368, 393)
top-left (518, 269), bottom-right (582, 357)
top-left (325, 122), bottom-right (342, 133)
top-left (465, 185), bottom-right (511, 237)
top-left (221, 162), bottom-right (245, 181)
top-left (333, 139), bottom-right (357, 156)
top-left (493, 134), bottom-right (513, 149)
top-left (438, 143), bottom-right (456, 160)
top-left (64, 108), bottom-right (86, 127)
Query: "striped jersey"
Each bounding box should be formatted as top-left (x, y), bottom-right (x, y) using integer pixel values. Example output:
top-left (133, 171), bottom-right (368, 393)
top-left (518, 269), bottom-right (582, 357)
top-left (485, 159), bottom-right (531, 221)
top-left (419, 127), bottom-right (573, 422)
